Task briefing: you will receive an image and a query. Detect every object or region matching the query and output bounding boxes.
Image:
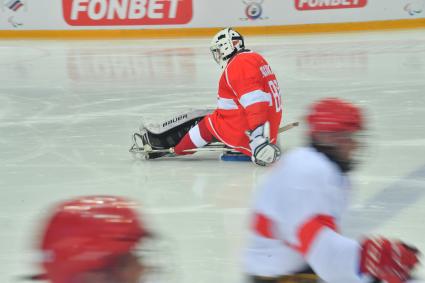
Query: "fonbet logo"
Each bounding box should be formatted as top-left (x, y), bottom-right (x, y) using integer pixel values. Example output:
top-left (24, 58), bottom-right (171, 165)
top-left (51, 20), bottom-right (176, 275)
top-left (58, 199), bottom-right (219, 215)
top-left (63, 0), bottom-right (193, 26)
top-left (295, 0), bottom-right (367, 10)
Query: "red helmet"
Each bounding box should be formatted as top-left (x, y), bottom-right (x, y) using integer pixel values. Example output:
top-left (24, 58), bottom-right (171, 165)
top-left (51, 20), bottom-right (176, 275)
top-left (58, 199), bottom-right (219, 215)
top-left (306, 98), bottom-right (364, 134)
top-left (40, 196), bottom-right (149, 283)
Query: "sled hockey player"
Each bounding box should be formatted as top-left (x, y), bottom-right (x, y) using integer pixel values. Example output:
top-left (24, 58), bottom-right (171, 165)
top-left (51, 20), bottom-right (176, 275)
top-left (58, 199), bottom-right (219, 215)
top-left (34, 196), bottom-right (155, 283)
top-left (243, 98), bottom-right (420, 283)
top-left (132, 28), bottom-right (283, 166)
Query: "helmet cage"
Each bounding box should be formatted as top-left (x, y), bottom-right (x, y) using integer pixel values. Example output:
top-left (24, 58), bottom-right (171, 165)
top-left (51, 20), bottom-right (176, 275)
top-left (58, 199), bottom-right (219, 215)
top-left (210, 28), bottom-right (245, 69)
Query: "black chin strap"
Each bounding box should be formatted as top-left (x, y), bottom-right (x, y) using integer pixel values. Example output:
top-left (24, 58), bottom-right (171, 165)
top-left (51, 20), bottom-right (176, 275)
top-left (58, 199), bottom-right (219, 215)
top-left (311, 140), bottom-right (354, 173)
top-left (225, 48), bottom-right (250, 63)
top-left (223, 48), bottom-right (238, 61)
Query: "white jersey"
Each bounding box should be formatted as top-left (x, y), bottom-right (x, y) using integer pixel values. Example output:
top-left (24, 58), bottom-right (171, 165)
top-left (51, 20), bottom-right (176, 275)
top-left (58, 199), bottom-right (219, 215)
top-left (243, 147), bottom-right (371, 283)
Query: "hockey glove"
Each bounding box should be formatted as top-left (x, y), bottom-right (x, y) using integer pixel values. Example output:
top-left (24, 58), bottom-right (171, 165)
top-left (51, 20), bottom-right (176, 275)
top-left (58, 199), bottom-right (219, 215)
top-left (247, 122), bottom-right (281, 166)
top-left (360, 237), bottom-right (420, 283)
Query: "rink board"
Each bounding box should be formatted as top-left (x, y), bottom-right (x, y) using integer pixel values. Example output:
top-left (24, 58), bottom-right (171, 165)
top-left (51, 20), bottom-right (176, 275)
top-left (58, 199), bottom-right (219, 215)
top-left (0, 0), bottom-right (424, 38)
top-left (0, 18), bottom-right (425, 39)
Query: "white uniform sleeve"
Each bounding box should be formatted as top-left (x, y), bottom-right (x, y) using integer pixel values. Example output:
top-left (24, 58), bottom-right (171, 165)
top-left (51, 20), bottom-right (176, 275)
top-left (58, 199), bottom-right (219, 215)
top-left (267, 148), bottom-right (372, 283)
top-left (307, 228), bottom-right (370, 283)
top-left (274, 187), bottom-right (370, 282)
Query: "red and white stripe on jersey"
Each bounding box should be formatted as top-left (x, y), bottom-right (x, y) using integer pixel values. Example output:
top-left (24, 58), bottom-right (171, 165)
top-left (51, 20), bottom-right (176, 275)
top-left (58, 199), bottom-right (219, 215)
top-left (217, 97), bottom-right (239, 110)
top-left (174, 118), bottom-right (214, 155)
top-left (239, 90), bottom-right (272, 108)
top-left (188, 124), bottom-right (210, 148)
top-left (222, 52), bottom-right (279, 130)
top-left (252, 212), bottom-right (337, 256)
top-left (206, 51), bottom-right (282, 156)
top-left (285, 215), bottom-right (337, 256)
top-left (223, 53), bottom-right (271, 113)
top-left (252, 212), bottom-right (276, 239)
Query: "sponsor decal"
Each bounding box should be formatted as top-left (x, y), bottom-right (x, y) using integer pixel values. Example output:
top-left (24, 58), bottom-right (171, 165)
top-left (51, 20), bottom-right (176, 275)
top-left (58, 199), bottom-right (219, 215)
top-left (295, 0), bottom-right (367, 11)
top-left (404, 0), bottom-right (424, 15)
top-left (163, 114), bottom-right (188, 127)
top-left (240, 0), bottom-right (268, 21)
top-left (63, 0), bottom-right (193, 26)
top-left (2, 0), bottom-right (26, 28)
top-left (8, 15), bottom-right (22, 27)
top-left (5, 0), bottom-right (23, 11)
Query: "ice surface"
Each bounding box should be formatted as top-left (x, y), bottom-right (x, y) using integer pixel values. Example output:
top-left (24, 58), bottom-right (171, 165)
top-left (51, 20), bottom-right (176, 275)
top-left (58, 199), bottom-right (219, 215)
top-left (1, 29), bottom-right (425, 282)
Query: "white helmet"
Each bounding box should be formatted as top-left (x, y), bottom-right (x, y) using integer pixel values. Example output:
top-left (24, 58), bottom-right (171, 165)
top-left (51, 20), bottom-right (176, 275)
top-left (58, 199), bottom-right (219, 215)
top-left (210, 28), bottom-right (245, 69)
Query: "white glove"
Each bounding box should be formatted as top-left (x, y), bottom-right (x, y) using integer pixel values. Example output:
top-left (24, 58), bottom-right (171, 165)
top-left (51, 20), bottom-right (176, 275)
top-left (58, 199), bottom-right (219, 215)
top-left (247, 122), bottom-right (281, 166)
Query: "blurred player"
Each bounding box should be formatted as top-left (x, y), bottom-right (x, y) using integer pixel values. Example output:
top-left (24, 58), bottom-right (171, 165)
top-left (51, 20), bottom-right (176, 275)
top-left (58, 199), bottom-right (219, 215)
top-left (243, 98), bottom-right (420, 283)
top-left (134, 27), bottom-right (282, 166)
top-left (35, 195), bottom-right (155, 283)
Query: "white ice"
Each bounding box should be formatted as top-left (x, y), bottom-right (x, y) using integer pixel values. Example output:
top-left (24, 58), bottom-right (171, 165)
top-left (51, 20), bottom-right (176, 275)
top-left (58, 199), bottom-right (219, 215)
top-left (1, 29), bottom-right (425, 283)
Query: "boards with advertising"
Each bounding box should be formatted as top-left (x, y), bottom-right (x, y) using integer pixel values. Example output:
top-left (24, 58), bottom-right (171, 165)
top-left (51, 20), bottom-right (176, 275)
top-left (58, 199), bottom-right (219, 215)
top-left (0, 0), bottom-right (424, 31)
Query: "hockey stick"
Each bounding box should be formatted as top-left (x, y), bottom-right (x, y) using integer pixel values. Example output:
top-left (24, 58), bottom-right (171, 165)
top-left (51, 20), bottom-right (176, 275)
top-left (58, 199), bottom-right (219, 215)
top-left (278, 121), bottom-right (299, 133)
top-left (181, 121), bottom-right (299, 153)
top-left (129, 121), bottom-right (299, 155)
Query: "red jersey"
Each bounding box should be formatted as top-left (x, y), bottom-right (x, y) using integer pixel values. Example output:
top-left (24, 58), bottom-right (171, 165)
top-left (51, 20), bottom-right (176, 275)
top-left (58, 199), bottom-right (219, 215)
top-left (206, 51), bottom-right (283, 156)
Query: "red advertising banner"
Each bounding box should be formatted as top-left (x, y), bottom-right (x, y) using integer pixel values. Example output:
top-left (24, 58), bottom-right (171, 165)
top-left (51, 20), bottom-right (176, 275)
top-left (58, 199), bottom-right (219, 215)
top-left (63, 0), bottom-right (193, 26)
top-left (295, 0), bottom-right (367, 11)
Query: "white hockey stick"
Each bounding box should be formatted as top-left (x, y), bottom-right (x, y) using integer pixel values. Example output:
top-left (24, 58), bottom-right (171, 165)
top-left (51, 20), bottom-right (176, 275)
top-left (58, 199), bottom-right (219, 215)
top-left (129, 121), bottom-right (299, 155)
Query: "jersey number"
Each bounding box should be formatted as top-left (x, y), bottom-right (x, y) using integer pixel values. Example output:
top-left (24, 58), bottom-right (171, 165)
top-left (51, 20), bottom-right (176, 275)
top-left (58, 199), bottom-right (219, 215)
top-left (268, 80), bottom-right (282, 112)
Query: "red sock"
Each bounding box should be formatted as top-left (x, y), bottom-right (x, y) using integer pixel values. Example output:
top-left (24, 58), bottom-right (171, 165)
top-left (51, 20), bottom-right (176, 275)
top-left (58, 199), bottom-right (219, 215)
top-left (174, 118), bottom-right (213, 155)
